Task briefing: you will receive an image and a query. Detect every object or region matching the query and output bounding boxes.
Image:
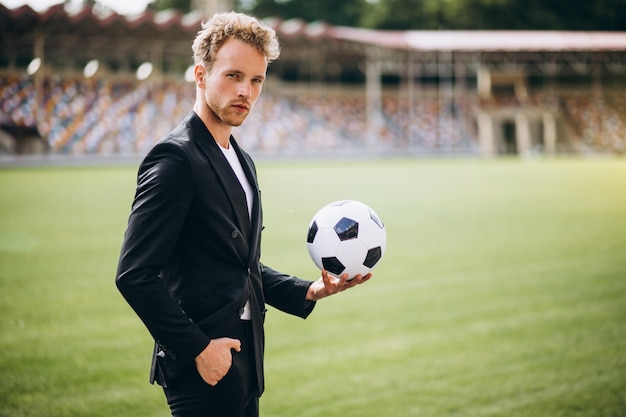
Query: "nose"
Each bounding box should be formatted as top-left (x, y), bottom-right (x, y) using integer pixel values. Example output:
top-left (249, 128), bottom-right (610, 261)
top-left (238, 82), bottom-right (252, 98)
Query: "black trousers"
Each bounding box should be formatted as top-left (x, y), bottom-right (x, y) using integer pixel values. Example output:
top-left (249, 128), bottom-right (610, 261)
top-left (163, 320), bottom-right (259, 417)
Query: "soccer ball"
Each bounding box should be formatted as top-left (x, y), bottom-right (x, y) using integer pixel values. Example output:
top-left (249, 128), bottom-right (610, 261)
top-left (306, 200), bottom-right (387, 279)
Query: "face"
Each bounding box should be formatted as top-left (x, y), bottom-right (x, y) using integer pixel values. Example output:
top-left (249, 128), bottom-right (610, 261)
top-left (196, 38), bottom-right (267, 128)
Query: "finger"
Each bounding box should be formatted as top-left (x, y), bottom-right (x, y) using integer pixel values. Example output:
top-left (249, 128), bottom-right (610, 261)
top-left (345, 273), bottom-right (370, 288)
top-left (344, 275), bottom-right (360, 287)
top-left (338, 273), bottom-right (350, 289)
top-left (321, 270), bottom-right (333, 287)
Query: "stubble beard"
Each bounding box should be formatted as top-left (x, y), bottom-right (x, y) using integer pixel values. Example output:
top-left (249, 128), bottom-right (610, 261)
top-left (206, 94), bottom-right (249, 128)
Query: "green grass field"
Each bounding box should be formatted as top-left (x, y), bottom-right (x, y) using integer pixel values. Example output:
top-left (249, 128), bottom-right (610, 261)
top-left (1, 157), bottom-right (625, 417)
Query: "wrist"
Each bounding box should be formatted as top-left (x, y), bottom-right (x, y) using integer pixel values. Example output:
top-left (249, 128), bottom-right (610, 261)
top-left (306, 282), bottom-right (320, 301)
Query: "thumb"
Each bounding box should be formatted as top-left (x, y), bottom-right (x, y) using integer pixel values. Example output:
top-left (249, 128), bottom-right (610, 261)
top-left (227, 338), bottom-right (241, 352)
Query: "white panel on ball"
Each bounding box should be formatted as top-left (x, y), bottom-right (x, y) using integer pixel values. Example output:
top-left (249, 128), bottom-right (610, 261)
top-left (306, 200), bottom-right (387, 279)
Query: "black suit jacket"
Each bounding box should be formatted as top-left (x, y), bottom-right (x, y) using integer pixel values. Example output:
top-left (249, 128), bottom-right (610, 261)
top-left (116, 111), bottom-right (315, 394)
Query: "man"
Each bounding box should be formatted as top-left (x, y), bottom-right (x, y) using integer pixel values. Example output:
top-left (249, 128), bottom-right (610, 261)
top-left (115, 12), bottom-right (371, 417)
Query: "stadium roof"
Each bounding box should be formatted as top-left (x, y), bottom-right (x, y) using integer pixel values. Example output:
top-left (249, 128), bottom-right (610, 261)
top-left (335, 27), bottom-right (626, 52)
top-left (0, 3), bottom-right (204, 35)
top-left (2, 3), bottom-right (626, 79)
top-left (3, 3), bottom-right (626, 52)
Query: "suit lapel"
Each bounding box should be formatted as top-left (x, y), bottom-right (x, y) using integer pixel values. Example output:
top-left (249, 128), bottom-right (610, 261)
top-left (188, 113), bottom-right (251, 240)
top-left (231, 138), bottom-right (262, 266)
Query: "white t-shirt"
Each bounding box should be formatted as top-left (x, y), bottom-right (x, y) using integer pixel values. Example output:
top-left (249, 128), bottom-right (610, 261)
top-left (219, 142), bottom-right (254, 219)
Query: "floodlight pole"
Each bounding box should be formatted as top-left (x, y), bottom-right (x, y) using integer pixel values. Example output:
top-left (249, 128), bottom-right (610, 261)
top-left (365, 47), bottom-right (383, 151)
top-left (33, 32), bottom-right (45, 149)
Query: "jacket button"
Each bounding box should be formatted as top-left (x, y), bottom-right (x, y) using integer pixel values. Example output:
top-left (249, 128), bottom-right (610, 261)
top-left (231, 230), bottom-right (239, 238)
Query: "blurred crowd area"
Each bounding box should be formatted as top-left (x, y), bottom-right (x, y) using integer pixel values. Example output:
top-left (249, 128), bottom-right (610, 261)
top-left (1, 74), bottom-right (625, 156)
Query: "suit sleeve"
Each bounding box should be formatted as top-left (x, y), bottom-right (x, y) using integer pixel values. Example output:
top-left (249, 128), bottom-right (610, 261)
top-left (260, 263), bottom-right (316, 318)
top-left (116, 142), bottom-right (210, 363)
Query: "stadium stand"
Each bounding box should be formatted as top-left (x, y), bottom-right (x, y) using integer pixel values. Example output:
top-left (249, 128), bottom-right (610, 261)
top-left (1, 3), bottom-right (625, 157)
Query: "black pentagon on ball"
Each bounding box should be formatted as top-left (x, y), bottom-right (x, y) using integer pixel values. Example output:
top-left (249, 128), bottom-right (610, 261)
top-left (363, 246), bottom-right (382, 268)
top-left (307, 221), bottom-right (318, 243)
top-left (321, 256), bottom-right (345, 276)
top-left (334, 217), bottom-right (359, 241)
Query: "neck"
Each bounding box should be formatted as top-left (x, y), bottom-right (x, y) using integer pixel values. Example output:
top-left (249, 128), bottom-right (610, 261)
top-left (193, 99), bottom-right (231, 148)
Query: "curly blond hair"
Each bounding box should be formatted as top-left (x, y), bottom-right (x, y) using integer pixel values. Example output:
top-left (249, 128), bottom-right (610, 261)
top-left (192, 12), bottom-right (280, 72)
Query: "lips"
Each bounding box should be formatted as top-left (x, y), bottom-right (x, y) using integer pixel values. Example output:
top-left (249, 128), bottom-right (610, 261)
top-left (232, 103), bottom-right (249, 112)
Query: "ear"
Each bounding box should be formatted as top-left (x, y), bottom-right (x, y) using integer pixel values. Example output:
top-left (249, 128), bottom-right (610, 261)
top-left (194, 64), bottom-right (206, 88)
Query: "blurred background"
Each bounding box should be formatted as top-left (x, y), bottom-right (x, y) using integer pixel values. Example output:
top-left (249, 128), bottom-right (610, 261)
top-left (1, 0), bottom-right (626, 159)
top-left (1, 3), bottom-right (625, 416)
